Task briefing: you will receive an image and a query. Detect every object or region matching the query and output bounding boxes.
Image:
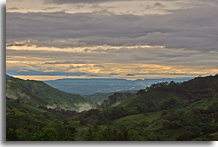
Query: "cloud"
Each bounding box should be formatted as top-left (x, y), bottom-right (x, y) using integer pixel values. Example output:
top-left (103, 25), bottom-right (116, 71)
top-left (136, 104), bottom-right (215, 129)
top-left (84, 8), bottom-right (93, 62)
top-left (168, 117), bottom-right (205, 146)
top-left (109, 73), bottom-right (119, 75)
top-left (6, 3), bottom-right (218, 52)
top-left (7, 7), bottom-right (18, 10)
top-left (6, 1), bottom-right (218, 77)
top-left (154, 2), bottom-right (165, 8)
top-left (93, 65), bottom-right (104, 68)
top-left (6, 69), bottom-right (91, 76)
top-left (6, 42), bottom-right (33, 47)
top-left (45, 0), bottom-right (134, 4)
top-left (6, 68), bottom-right (116, 78)
top-left (45, 61), bottom-right (87, 64)
top-left (135, 73), bottom-right (194, 76)
top-left (126, 74), bottom-right (135, 76)
top-left (42, 7), bottom-right (59, 10)
top-left (7, 44), bottom-right (218, 69)
top-left (7, 47), bottom-right (218, 77)
top-left (91, 9), bottom-right (116, 15)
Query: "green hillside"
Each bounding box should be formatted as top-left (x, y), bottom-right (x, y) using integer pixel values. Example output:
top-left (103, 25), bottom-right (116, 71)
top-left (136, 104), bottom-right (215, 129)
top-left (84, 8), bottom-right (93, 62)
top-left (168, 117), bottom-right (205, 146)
top-left (6, 74), bottom-right (218, 141)
top-left (6, 78), bottom-right (49, 106)
top-left (116, 75), bottom-right (218, 113)
top-left (116, 90), bottom-right (188, 115)
top-left (70, 74), bottom-right (218, 141)
top-left (6, 77), bottom-right (94, 111)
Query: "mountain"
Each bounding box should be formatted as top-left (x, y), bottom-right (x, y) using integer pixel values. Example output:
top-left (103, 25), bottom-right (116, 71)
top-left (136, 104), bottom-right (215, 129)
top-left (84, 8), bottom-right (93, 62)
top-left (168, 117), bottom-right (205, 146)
top-left (6, 77), bottom-right (94, 112)
top-left (97, 90), bottom-right (137, 109)
top-left (117, 75), bottom-right (218, 112)
top-left (74, 74), bottom-right (218, 141)
top-left (84, 92), bottom-right (115, 104)
top-left (44, 77), bottom-right (193, 95)
top-left (6, 74), bottom-right (218, 141)
top-left (84, 90), bottom-right (137, 104)
top-left (6, 78), bottom-right (49, 106)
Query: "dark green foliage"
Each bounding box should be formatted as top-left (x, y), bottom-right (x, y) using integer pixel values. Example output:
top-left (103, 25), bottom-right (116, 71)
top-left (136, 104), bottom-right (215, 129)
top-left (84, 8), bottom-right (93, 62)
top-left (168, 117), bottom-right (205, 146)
top-left (6, 74), bottom-right (218, 141)
top-left (82, 125), bottom-right (142, 141)
top-left (6, 106), bottom-right (78, 141)
top-left (137, 100), bottom-right (157, 113)
top-left (160, 97), bottom-right (178, 110)
top-left (80, 118), bottom-right (88, 126)
top-left (146, 132), bottom-right (161, 141)
top-left (137, 89), bottom-right (146, 95)
top-left (176, 126), bottom-right (202, 141)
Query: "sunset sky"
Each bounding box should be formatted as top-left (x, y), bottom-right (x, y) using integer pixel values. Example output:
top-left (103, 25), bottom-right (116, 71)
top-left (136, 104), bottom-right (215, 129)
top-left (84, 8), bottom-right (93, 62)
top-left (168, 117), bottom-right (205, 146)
top-left (6, 0), bottom-right (218, 81)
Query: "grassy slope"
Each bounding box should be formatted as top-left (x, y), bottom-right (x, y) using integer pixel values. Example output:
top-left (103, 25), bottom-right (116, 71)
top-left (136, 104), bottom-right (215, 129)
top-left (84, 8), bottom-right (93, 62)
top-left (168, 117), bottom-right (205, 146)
top-left (115, 74), bottom-right (218, 111)
top-left (109, 75), bottom-right (218, 140)
top-left (7, 77), bottom-right (94, 111)
top-left (117, 91), bottom-right (187, 110)
top-left (112, 111), bottom-right (162, 128)
top-left (111, 92), bottom-right (218, 138)
top-left (6, 79), bottom-right (49, 106)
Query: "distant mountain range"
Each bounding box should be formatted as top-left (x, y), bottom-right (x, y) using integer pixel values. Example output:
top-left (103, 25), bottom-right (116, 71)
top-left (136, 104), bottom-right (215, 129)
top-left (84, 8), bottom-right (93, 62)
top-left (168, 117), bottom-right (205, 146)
top-left (44, 77), bottom-right (193, 95)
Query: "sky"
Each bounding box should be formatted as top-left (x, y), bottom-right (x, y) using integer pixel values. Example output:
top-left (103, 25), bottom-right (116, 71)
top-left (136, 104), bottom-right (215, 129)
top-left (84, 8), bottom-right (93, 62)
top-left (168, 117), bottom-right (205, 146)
top-left (6, 0), bottom-right (218, 81)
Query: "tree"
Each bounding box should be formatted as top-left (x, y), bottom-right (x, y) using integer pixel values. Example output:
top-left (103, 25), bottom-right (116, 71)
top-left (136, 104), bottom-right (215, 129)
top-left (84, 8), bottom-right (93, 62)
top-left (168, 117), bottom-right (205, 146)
top-left (41, 127), bottom-right (58, 141)
top-left (146, 132), bottom-right (160, 141)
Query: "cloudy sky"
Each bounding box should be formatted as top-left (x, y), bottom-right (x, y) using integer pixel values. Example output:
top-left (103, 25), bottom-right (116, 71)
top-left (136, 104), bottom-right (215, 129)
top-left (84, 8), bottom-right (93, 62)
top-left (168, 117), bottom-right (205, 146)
top-left (6, 0), bottom-right (218, 80)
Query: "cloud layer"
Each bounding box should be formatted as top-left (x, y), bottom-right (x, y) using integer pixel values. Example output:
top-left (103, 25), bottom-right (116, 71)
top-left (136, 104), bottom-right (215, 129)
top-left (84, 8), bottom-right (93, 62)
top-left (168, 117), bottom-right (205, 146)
top-left (6, 3), bottom-right (218, 51)
top-left (6, 0), bottom-right (218, 79)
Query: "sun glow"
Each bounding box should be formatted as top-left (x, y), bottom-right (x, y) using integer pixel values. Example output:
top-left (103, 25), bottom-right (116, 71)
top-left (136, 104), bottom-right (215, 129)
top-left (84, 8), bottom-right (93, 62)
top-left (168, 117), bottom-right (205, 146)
top-left (6, 43), bottom-right (164, 53)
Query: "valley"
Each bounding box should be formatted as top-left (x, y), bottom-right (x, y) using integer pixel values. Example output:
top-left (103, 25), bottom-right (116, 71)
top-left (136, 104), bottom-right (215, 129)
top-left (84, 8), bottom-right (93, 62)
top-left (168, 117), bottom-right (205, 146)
top-left (6, 74), bottom-right (218, 141)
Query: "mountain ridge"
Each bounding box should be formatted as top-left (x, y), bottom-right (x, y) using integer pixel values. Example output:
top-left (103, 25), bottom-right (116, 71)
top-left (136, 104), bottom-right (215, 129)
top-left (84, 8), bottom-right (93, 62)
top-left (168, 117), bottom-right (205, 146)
top-left (44, 77), bottom-right (193, 95)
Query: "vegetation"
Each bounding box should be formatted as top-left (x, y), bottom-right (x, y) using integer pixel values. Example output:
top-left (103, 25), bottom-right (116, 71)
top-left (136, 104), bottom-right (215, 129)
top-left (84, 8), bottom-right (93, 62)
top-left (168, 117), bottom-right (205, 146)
top-left (97, 91), bottom-right (136, 110)
top-left (6, 77), bottom-right (94, 111)
top-left (85, 92), bottom-right (115, 104)
top-left (85, 90), bottom-right (137, 104)
top-left (6, 74), bottom-right (218, 141)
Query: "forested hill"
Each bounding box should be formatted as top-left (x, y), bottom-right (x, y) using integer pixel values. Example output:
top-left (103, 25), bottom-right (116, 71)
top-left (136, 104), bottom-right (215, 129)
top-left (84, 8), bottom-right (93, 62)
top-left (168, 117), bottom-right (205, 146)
top-left (76, 74), bottom-right (218, 141)
top-left (6, 74), bottom-right (218, 141)
top-left (6, 76), bottom-right (94, 112)
top-left (85, 90), bottom-right (137, 105)
top-left (116, 74), bottom-right (218, 111)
